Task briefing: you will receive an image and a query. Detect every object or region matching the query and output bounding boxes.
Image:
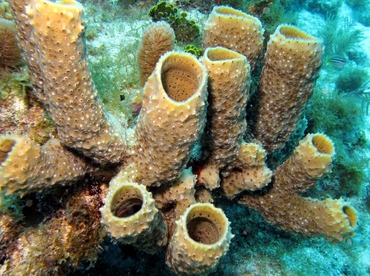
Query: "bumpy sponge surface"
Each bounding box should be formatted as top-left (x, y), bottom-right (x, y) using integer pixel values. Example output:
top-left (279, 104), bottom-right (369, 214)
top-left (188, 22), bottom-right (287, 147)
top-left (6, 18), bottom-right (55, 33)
top-left (100, 179), bottom-right (167, 254)
top-left (254, 25), bottom-right (323, 152)
top-left (134, 51), bottom-right (208, 186)
top-left (201, 47), bottom-right (250, 168)
top-left (0, 136), bottom-right (88, 195)
top-left (12, 0), bottom-right (127, 164)
top-left (239, 134), bottom-right (357, 241)
top-left (203, 6), bottom-right (264, 70)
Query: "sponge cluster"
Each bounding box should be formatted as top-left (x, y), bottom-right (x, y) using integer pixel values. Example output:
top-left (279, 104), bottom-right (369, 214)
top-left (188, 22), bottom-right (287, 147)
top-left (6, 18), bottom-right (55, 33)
top-left (240, 134), bottom-right (357, 240)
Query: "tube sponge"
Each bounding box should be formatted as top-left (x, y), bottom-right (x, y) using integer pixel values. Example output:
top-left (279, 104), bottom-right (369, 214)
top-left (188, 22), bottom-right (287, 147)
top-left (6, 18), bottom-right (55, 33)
top-left (166, 203), bottom-right (233, 275)
top-left (100, 179), bottom-right (168, 254)
top-left (134, 51), bottom-right (208, 186)
top-left (239, 134), bottom-right (357, 241)
top-left (253, 24), bottom-right (323, 152)
top-left (203, 6), bottom-right (264, 70)
top-left (8, 0), bottom-right (46, 102)
top-left (276, 133), bottom-right (335, 193)
top-left (137, 21), bottom-right (175, 87)
top-left (198, 46), bottom-right (252, 191)
top-left (11, 0), bottom-right (128, 164)
top-left (0, 136), bottom-right (89, 195)
top-left (201, 47), bottom-right (250, 168)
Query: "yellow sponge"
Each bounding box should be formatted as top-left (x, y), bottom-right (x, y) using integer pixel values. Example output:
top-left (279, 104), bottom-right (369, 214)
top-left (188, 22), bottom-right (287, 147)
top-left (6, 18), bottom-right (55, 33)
top-left (198, 47), bottom-right (250, 191)
top-left (100, 179), bottom-right (168, 254)
top-left (154, 168), bottom-right (197, 236)
top-left (222, 142), bottom-right (272, 198)
top-left (133, 51), bottom-right (208, 186)
top-left (276, 133), bottom-right (335, 192)
top-left (203, 6), bottom-right (264, 70)
top-left (11, 0), bottom-right (128, 164)
top-left (166, 203), bottom-right (233, 275)
top-left (0, 136), bottom-right (88, 195)
top-left (201, 46), bottom-right (250, 168)
top-left (253, 25), bottom-right (323, 152)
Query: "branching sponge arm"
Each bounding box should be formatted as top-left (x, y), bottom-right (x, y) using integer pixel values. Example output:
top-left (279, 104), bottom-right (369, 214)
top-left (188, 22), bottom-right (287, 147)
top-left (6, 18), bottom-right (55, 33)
top-left (239, 134), bottom-right (357, 241)
top-left (0, 136), bottom-right (89, 195)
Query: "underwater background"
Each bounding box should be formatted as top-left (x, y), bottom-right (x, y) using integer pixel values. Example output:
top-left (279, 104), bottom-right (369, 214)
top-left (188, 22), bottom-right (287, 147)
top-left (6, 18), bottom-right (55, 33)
top-left (0, 0), bottom-right (369, 275)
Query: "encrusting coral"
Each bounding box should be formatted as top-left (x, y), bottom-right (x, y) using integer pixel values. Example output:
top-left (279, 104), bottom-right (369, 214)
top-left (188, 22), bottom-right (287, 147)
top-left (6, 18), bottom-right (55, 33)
top-left (0, 1), bottom-right (358, 275)
top-left (0, 181), bottom-right (107, 275)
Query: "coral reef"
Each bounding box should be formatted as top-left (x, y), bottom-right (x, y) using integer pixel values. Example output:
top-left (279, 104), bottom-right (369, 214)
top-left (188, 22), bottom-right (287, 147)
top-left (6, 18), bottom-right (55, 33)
top-left (0, 1), bottom-right (361, 275)
top-left (0, 181), bottom-right (107, 275)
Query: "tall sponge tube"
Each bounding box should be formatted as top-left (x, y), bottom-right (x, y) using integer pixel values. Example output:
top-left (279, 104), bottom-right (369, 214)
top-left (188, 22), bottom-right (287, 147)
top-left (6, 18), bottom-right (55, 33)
top-left (133, 51), bottom-right (208, 186)
top-left (203, 6), bottom-right (264, 70)
top-left (201, 47), bottom-right (250, 168)
top-left (9, 0), bottom-right (128, 165)
top-left (253, 25), bottom-right (323, 152)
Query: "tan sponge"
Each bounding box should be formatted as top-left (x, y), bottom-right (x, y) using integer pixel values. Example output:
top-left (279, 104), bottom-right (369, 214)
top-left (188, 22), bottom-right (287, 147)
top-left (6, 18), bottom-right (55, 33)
top-left (100, 177), bottom-right (168, 254)
top-left (166, 203), bottom-right (233, 275)
top-left (239, 134), bottom-right (357, 241)
top-left (254, 25), bottom-right (323, 152)
top-left (12, 0), bottom-right (128, 164)
top-left (133, 51), bottom-right (208, 186)
top-left (203, 6), bottom-right (264, 70)
top-left (0, 136), bottom-right (88, 195)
